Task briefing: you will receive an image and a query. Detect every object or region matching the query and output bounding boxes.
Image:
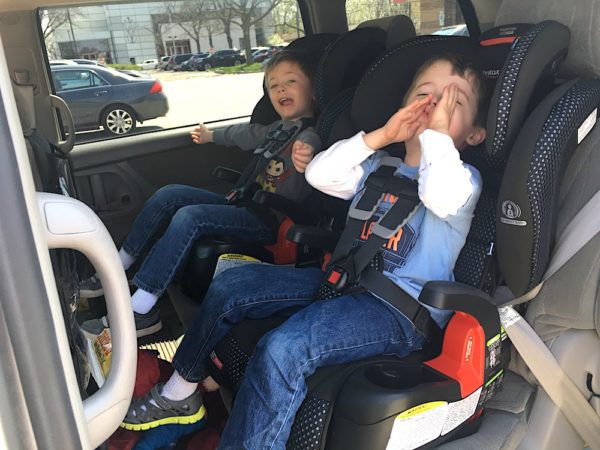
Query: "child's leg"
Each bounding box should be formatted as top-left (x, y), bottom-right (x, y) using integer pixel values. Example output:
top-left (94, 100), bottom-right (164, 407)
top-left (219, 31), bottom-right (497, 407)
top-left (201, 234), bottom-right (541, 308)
top-left (121, 184), bottom-right (225, 261)
top-left (219, 293), bottom-right (427, 449)
top-left (122, 264), bottom-right (323, 428)
top-left (130, 203), bottom-right (274, 310)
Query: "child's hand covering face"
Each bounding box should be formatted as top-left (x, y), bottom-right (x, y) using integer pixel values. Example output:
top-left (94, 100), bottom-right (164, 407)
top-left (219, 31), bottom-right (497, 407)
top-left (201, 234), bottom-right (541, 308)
top-left (428, 84), bottom-right (458, 136)
top-left (291, 140), bottom-right (315, 173)
top-left (381, 95), bottom-right (432, 144)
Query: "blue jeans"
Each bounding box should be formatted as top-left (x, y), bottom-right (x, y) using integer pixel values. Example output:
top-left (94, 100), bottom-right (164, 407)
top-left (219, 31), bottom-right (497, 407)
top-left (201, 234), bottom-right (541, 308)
top-left (171, 264), bottom-right (425, 450)
top-left (121, 184), bottom-right (274, 296)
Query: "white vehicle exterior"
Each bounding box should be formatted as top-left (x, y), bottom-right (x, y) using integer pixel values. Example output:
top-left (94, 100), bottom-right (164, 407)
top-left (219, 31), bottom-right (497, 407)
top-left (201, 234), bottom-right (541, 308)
top-left (139, 59), bottom-right (158, 70)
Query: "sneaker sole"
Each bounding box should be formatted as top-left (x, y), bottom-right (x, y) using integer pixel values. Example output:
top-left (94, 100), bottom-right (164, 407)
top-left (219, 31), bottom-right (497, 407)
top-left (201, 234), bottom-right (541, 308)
top-left (136, 320), bottom-right (164, 338)
top-left (120, 405), bottom-right (207, 431)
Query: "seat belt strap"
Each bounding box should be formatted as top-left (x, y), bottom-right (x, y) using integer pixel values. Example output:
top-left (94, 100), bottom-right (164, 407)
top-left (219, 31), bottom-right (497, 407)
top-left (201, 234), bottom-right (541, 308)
top-left (543, 190), bottom-right (600, 280)
top-left (499, 306), bottom-right (600, 449)
top-left (361, 267), bottom-right (442, 347)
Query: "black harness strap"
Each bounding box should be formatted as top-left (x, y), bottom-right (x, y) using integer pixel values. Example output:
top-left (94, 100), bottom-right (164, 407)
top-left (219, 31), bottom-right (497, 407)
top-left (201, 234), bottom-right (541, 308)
top-left (317, 156), bottom-right (442, 346)
top-left (226, 117), bottom-right (315, 204)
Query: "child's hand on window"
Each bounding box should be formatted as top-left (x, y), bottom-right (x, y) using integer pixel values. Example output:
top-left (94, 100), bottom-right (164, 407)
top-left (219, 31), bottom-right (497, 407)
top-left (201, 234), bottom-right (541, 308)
top-left (190, 123), bottom-right (213, 144)
top-left (428, 84), bottom-right (458, 136)
top-left (291, 140), bottom-right (315, 173)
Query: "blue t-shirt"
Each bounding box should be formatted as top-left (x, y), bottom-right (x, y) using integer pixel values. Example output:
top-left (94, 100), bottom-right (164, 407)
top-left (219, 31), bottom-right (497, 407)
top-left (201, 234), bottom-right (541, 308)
top-left (351, 152), bottom-right (482, 327)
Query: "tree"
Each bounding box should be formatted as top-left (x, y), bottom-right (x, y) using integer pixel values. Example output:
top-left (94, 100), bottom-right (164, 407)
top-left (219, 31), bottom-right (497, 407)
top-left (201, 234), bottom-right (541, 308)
top-left (213, 0), bottom-right (282, 64)
top-left (271, 0), bottom-right (303, 40)
top-left (40, 7), bottom-right (83, 57)
top-left (177, 0), bottom-right (210, 52)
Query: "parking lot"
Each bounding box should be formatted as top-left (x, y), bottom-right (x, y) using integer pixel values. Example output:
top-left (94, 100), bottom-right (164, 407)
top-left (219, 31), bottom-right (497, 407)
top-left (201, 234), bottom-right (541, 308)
top-left (75, 69), bottom-right (265, 142)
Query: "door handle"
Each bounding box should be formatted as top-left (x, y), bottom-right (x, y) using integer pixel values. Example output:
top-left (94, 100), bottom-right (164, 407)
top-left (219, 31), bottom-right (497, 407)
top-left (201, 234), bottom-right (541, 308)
top-left (95, 90), bottom-right (108, 96)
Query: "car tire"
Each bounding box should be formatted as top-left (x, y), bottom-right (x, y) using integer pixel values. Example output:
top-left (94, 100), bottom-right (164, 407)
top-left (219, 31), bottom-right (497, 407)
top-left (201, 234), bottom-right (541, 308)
top-left (101, 105), bottom-right (137, 135)
top-left (234, 59), bottom-right (242, 66)
top-left (204, 62), bottom-right (212, 70)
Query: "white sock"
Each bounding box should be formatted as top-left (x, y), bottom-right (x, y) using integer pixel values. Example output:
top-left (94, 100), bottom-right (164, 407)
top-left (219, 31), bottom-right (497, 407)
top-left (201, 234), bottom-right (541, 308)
top-left (119, 248), bottom-right (136, 271)
top-left (131, 288), bottom-right (159, 315)
top-left (160, 371), bottom-right (199, 401)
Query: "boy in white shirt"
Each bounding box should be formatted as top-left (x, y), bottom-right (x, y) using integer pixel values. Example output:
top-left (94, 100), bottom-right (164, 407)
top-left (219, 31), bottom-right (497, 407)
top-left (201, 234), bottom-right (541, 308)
top-left (122, 54), bottom-right (488, 450)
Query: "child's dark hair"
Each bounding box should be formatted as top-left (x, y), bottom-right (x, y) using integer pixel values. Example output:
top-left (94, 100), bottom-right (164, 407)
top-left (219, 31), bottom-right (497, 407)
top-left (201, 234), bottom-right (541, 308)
top-left (408, 53), bottom-right (490, 128)
top-left (263, 49), bottom-right (317, 84)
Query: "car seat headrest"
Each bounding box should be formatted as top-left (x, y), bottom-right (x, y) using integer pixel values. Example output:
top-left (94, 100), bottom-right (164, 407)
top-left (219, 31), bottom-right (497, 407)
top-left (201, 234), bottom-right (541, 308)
top-left (476, 23), bottom-right (534, 85)
top-left (12, 83), bottom-right (36, 131)
top-left (357, 15), bottom-right (416, 48)
top-left (313, 27), bottom-right (387, 110)
top-left (495, 0), bottom-right (600, 78)
top-left (350, 35), bottom-right (477, 135)
top-left (496, 78), bottom-right (600, 295)
top-left (250, 33), bottom-right (339, 125)
top-left (486, 20), bottom-right (570, 160)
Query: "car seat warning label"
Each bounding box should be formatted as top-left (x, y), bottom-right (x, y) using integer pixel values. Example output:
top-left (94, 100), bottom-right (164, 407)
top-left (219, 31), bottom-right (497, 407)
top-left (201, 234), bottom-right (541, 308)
top-left (386, 388), bottom-right (482, 450)
top-left (386, 401), bottom-right (447, 450)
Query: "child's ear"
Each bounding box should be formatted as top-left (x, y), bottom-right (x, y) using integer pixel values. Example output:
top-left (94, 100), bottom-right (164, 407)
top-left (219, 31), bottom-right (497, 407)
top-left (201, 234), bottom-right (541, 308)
top-left (466, 126), bottom-right (486, 146)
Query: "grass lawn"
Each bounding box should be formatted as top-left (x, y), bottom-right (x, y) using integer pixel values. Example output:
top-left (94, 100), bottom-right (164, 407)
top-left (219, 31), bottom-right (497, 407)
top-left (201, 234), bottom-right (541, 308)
top-left (214, 63), bottom-right (263, 74)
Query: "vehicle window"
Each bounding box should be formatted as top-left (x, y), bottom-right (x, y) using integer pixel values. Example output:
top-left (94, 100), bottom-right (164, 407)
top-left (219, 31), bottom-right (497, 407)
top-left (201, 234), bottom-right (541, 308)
top-left (53, 69), bottom-right (108, 90)
top-left (346, 0), bottom-right (466, 36)
top-left (39, 0), bottom-right (305, 143)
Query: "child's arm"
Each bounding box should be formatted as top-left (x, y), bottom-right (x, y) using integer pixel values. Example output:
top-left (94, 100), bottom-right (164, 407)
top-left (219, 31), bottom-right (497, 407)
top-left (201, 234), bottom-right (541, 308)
top-left (291, 129), bottom-right (321, 173)
top-left (190, 122), bottom-right (273, 151)
top-left (190, 123), bottom-right (213, 144)
top-left (418, 85), bottom-right (482, 219)
top-left (306, 97), bottom-right (430, 199)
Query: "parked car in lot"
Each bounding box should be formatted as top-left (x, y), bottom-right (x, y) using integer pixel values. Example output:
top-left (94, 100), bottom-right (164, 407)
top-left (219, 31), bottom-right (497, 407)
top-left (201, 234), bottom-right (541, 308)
top-left (197, 49), bottom-right (245, 70)
top-left (139, 59), bottom-right (158, 70)
top-left (158, 55), bottom-right (170, 70)
top-left (167, 53), bottom-right (193, 71)
top-left (51, 64), bottom-right (169, 135)
top-left (185, 52), bottom-right (210, 70)
top-left (252, 48), bottom-right (272, 63)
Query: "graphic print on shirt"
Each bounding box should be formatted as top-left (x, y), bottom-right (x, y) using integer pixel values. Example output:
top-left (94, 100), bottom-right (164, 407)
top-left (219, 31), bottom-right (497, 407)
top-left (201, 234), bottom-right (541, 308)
top-left (255, 144), bottom-right (294, 192)
top-left (356, 192), bottom-right (418, 274)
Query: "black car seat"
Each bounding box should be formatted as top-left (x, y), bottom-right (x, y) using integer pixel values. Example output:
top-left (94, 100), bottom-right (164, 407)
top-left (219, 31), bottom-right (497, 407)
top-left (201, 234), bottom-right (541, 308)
top-left (179, 22), bottom-right (414, 301)
top-left (437, 0), bottom-right (600, 448)
top-left (204, 20), bottom-right (575, 449)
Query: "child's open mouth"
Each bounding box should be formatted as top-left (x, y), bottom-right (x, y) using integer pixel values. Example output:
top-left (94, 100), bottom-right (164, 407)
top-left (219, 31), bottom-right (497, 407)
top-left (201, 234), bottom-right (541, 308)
top-left (279, 97), bottom-right (293, 107)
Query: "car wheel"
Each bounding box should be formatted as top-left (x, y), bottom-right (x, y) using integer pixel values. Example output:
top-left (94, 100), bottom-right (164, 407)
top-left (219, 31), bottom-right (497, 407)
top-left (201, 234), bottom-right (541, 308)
top-left (204, 62), bottom-right (212, 70)
top-left (234, 59), bottom-right (242, 66)
top-left (101, 105), bottom-right (136, 135)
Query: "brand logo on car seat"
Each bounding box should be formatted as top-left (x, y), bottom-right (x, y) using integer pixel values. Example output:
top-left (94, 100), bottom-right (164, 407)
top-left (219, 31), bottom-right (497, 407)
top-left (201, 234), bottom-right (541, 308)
top-left (500, 200), bottom-right (527, 226)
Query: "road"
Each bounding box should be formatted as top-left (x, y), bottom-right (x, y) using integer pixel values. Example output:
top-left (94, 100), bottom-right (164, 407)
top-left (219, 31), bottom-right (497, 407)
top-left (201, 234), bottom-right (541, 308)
top-left (75, 70), bottom-right (266, 143)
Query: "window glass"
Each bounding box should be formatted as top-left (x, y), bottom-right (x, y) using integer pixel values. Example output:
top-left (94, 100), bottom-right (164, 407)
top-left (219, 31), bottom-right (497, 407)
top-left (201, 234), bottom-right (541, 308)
top-left (39, 0), bottom-right (305, 142)
top-left (346, 0), bottom-right (466, 36)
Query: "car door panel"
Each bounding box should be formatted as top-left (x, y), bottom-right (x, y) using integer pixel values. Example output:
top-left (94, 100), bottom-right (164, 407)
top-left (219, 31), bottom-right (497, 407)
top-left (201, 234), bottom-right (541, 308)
top-left (70, 127), bottom-right (253, 244)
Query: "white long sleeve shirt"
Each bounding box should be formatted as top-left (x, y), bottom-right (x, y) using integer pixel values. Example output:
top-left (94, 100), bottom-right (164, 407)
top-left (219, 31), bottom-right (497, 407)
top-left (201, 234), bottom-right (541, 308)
top-left (305, 130), bottom-right (482, 327)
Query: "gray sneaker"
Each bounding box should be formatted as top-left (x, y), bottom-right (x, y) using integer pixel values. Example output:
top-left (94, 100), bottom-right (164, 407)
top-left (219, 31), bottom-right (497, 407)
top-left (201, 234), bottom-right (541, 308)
top-left (79, 274), bottom-right (103, 298)
top-left (80, 305), bottom-right (163, 339)
top-left (121, 383), bottom-right (206, 431)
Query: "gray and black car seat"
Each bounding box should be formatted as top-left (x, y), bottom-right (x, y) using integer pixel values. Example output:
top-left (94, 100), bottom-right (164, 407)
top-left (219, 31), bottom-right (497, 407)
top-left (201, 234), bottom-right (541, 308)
top-left (11, 80), bottom-right (91, 390)
top-left (201, 21), bottom-right (581, 450)
top-left (179, 20), bottom-right (417, 301)
top-left (437, 0), bottom-right (600, 448)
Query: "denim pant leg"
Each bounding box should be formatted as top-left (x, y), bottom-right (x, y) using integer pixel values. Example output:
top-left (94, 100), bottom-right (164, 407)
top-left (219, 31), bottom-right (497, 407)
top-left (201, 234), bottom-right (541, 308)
top-left (132, 203), bottom-right (276, 295)
top-left (122, 184), bottom-right (225, 258)
top-left (219, 293), bottom-right (426, 450)
top-left (172, 264), bottom-right (324, 381)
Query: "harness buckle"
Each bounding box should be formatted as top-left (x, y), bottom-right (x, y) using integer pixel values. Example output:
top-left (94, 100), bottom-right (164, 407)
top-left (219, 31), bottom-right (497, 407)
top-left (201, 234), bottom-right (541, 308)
top-left (225, 189), bottom-right (240, 203)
